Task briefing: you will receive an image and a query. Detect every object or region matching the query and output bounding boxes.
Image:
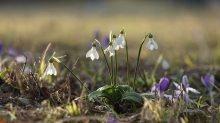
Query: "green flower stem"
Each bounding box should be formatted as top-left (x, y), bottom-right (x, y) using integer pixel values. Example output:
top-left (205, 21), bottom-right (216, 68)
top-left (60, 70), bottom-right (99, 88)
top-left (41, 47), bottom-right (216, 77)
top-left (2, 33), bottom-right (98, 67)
top-left (151, 54), bottom-right (163, 84)
top-left (95, 39), bottom-right (112, 84)
top-left (125, 37), bottom-right (130, 86)
top-left (111, 57), bottom-right (115, 86)
top-left (115, 50), bottom-right (118, 86)
top-left (209, 91), bottom-right (215, 107)
top-left (52, 57), bottom-right (91, 93)
top-left (133, 33), bottom-right (150, 89)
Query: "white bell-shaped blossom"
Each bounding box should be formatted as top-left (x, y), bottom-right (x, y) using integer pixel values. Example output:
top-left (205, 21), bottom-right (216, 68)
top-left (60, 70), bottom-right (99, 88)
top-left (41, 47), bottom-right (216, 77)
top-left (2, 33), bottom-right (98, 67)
top-left (161, 60), bottom-right (170, 70)
top-left (104, 45), bottom-right (115, 57)
top-left (113, 39), bottom-right (120, 50)
top-left (113, 34), bottom-right (126, 50)
top-left (146, 38), bottom-right (158, 50)
top-left (86, 46), bottom-right (99, 60)
top-left (45, 62), bottom-right (57, 76)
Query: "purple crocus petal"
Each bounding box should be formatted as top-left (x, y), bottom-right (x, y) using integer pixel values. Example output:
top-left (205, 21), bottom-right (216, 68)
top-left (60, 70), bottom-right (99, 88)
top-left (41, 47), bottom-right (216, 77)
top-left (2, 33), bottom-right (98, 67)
top-left (159, 77), bottom-right (170, 92)
top-left (8, 47), bottom-right (17, 57)
top-left (181, 83), bottom-right (186, 91)
top-left (23, 53), bottom-right (33, 61)
top-left (201, 75), bottom-right (215, 91)
top-left (183, 93), bottom-right (189, 103)
top-left (174, 90), bottom-right (181, 97)
top-left (102, 36), bottom-right (110, 48)
top-left (187, 87), bottom-right (200, 94)
top-left (173, 82), bottom-right (181, 90)
top-left (182, 75), bottom-right (189, 88)
top-left (94, 30), bottom-right (100, 40)
top-left (15, 55), bottom-right (26, 63)
top-left (151, 84), bottom-right (160, 92)
top-left (210, 75), bottom-right (215, 84)
top-left (0, 41), bottom-right (3, 55)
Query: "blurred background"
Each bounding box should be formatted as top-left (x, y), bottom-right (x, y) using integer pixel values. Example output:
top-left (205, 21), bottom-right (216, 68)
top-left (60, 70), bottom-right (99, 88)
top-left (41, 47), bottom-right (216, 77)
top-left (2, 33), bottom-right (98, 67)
top-left (0, 0), bottom-right (220, 65)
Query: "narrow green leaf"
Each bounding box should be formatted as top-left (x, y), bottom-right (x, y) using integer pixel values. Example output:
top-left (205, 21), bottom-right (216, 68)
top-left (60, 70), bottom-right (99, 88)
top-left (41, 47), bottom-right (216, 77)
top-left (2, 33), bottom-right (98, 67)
top-left (197, 95), bottom-right (203, 108)
top-left (81, 67), bottom-right (95, 76)
top-left (0, 70), bottom-right (8, 78)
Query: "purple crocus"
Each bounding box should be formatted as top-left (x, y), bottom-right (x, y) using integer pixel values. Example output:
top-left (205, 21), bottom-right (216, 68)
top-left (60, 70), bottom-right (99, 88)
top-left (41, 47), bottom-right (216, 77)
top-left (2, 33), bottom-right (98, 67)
top-left (201, 75), bottom-right (215, 107)
top-left (151, 77), bottom-right (170, 101)
top-left (173, 75), bottom-right (200, 103)
top-left (201, 75), bottom-right (215, 92)
top-left (23, 53), bottom-right (33, 61)
top-left (8, 47), bottom-right (17, 57)
top-left (0, 41), bottom-right (3, 55)
top-left (94, 30), bottom-right (100, 41)
top-left (15, 55), bottom-right (26, 63)
top-left (102, 36), bottom-right (110, 48)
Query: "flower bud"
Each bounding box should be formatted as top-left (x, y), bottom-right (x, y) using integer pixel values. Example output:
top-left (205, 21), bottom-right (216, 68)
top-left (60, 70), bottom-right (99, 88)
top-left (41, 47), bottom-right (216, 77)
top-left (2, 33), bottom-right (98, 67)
top-left (49, 58), bottom-right (53, 63)
top-left (149, 33), bottom-right (153, 38)
top-left (113, 34), bottom-right (116, 39)
top-left (92, 43), bottom-right (96, 47)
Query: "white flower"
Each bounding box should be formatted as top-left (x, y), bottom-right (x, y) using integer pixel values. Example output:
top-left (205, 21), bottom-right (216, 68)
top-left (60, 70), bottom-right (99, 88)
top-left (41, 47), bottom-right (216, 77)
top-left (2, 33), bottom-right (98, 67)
top-left (173, 82), bottom-right (200, 94)
top-left (15, 55), bottom-right (26, 63)
top-left (113, 39), bottom-right (120, 50)
top-left (104, 45), bottom-right (115, 57)
top-left (113, 34), bottom-right (126, 50)
top-left (146, 38), bottom-right (158, 50)
top-left (86, 47), bottom-right (99, 60)
top-left (120, 38), bottom-right (126, 48)
top-left (161, 60), bottom-right (170, 70)
top-left (45, 63), bottom-right (57, 76)
top-left (117, 34), bottom-right (126, 48)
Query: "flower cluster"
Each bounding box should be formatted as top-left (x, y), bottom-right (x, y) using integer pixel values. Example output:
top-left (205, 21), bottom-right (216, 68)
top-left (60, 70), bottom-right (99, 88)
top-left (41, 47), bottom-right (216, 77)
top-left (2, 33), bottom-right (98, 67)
top-left (86, 30), bottom-right (158, 60)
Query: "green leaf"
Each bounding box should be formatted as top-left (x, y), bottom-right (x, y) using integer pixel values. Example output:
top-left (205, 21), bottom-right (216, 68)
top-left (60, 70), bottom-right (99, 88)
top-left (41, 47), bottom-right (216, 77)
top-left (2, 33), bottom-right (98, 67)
top-left (88, 90), bottom-right (116, 104)
top-left (97, 85), bottom-right (113, 91)
top-left (121, 92), bottom-right (143, 104)
top-left (0, 70), bottom-right (8, 78)
top-left (197, 95), bottom-right (203, 108)
top-left (81, 67), bottom-right (95, 76)
top-left (117, 85), bottom-right (134, 93)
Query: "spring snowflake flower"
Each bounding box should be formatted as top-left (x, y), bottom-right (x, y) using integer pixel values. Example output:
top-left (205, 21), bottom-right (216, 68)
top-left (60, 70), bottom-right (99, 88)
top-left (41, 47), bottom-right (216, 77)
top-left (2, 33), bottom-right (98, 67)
top-left (45, 59), bottom-right (57, 76)
top-left (113, 34), bottom-right (126, 50)
top-left (104, 42), bottom-right (115, 57)
top-left (146, 34), bottom-right (158, 50)
top-left (161, 60), bottom-right (170, 70)
top-left (151, 77), bottom-right (170, 99)
top-left (86, 43), bottom-right (99, 60)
